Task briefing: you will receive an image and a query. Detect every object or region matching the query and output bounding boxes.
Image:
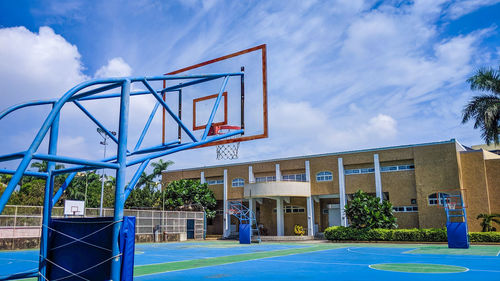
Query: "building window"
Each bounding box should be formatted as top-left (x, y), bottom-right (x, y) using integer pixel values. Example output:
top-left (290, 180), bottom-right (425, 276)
top-left (428, 193), bottom-right (449, 206)
top-left (345, 169), bottom-right (361, 175)
top-left (283, 173), bottom-right (307, 182)
top-left (381, 164), bottom-right (415, 172)
top-left (316, 171), bottom-right (333, 182)
top-left (273, 205), bottom-right (305, 214)
top-left (392, 206), bottom-right (418, 213)
top-left (322, 209), bottom-right (329, 214)
top-left (231, 178), bottom-right (245, 187)
top-left (207, 179), bottom-right (223, 185)
top-left (255, 176), bottom-right (276, 182)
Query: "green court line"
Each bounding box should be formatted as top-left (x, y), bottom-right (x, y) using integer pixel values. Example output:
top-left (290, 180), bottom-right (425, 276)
top-left (369, 263), bottom-right (468, 273)
top-left (403, 245), bottom-right (500, 256)
top-left (134, 244), bottom-right (344, 277)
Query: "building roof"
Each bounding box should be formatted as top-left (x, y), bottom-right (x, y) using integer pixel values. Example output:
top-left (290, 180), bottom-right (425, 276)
top-left (164, 139), bottom-right (460, 173)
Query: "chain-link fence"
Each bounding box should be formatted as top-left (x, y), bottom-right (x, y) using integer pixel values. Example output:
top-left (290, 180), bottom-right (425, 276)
top-left (0, 205), bottom-right (205, 239)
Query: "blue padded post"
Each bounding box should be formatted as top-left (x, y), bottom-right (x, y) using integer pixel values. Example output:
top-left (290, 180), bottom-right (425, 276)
top-left (239, 224), bottom-right (251, 244)
top-left (447, 222), bottom-right (469, 248)
top-left (120, 216), bottom-right (136, 281)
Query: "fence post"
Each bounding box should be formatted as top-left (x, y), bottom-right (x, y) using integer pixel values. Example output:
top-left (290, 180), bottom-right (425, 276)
top-left (12, 206), bottom-right (17, 250)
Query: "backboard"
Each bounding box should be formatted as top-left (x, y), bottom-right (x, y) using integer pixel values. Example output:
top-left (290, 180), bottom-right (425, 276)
top-left (64, 200), bottom-right (85, 216)
top-left (433, 189), bottom-right (468, 209)
top-left (162, 44), bottom-right (268, 148)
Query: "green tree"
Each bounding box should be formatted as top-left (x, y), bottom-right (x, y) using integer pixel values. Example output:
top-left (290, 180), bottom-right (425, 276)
top-left (344, 190), bottom-right (397, 229)
top-left (477, 213), bottom-right (500, 232)
top-left (126, 159), bottom-right (174, 209)
top-left (462, 66), bottom-right (500, 145)
top-left (163, 179), bottom-right (217, 218)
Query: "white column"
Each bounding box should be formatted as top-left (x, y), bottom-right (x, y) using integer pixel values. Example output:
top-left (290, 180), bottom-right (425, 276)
top-left (248, 166), bottom-right (255, 183)
top-left (305, 160), bottom-right (311, 182)
top-left (200, 171), bottom-right (206, 184)
top-left (305, 160), bottom-right (314, 236)
top-left (275, 164), bottom-right (281, 181)
top-left (306, 196), bottom-right (314, 236)
top-left (276, 198), bottom-right (284, 236)
top-left (338, 158), bottom-right (347, 227)
top-left (249, 198), bottom-right (256, 218)
top-left (223, 169), bottom-right (229, 237)
top-left (374, 154), bottom-right (383, 202)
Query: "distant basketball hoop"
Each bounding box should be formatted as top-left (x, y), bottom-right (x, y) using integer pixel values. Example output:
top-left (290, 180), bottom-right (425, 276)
top-left (209, 125), bottom-right (241, 160)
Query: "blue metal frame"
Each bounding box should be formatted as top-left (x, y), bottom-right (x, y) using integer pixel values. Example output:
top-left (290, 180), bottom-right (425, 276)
top-left (0, 72), bottom-right (243, 280)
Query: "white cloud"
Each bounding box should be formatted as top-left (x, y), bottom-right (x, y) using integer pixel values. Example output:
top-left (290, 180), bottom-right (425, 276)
top-left (0, 26), bottom-right (87, 105)
top-left (445, 0), bottom-right (500, 20)
top-left (94, 57), bottom-right (132, 78)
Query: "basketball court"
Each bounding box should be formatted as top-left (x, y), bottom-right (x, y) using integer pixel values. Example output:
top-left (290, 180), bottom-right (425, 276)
top-left (1, 241), bottom-right (499, 281)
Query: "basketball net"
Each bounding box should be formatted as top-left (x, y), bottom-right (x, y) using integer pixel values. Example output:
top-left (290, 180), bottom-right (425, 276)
top-left (209, 125), bottom-right (241, 160)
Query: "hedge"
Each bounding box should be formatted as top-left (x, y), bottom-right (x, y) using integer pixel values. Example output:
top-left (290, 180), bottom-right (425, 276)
top-left (324, 226), bottom-right (500, 243)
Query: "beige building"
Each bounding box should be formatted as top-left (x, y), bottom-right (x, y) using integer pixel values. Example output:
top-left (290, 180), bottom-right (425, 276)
top-left (162, 139), bottom-right (500, 236)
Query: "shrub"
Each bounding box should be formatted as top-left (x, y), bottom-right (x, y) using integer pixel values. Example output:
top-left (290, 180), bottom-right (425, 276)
top-left (344, 190), bottom-right (397, 229)
top-left (469, 231), bottom-right (500, 243)
top-left (324, 226), bottom-right (500, 243)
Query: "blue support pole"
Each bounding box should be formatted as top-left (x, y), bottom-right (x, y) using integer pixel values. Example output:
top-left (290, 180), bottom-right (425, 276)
top-left (142, 79), bottom-right (198, 142)
top-left (32, 153), bottom-right (120, 169)
top-left (110, 80), bottom-right (130, 280)
top-left (51, 172), bottom-right (77, 207)
top-left (39, 111), bottom-right (60, 280)
top-left (0, 168), bottom-right (47, 178)
top-left (74, 101), bottom-right (120, 145)
top-left (201, 76), bottom-right (229, 140)
top-left (134, 102), bottom-right (160, 152)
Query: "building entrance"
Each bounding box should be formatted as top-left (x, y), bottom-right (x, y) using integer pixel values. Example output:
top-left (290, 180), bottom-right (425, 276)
top-left (327, 204), bottom-right (341, 227)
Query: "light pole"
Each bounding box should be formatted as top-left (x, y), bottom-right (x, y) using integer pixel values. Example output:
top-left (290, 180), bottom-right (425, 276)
top-left (97, 128), bottom-right (116, 217)
top-left (76, 172), bottom-right (89, 216)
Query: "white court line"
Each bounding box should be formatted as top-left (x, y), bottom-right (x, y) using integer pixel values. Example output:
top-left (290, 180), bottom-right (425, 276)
top-left (347, 247), bottom-right (500, 260)
top-left (255, 259), bottom-right (368, 267)
top-left (0, 257), bottom-right (38, 263)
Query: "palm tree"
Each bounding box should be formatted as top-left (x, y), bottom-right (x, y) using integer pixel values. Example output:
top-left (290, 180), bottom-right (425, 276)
top-left (476, 213), bottom-right (500, 232)
top-left (462, 66), bottom-right (500, 145)
top-left (150, 159), bottom-right (174, 178)
top-left (30, 161), bottom-right (65, 172)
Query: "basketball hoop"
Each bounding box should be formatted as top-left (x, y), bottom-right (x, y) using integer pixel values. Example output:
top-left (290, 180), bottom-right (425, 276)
top-left (209, 125), bottom-right (241, 160)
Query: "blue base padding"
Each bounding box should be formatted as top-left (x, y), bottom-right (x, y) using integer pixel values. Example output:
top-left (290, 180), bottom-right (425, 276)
top-left (447, 222), bottom-right (469, 249)
top-left (120, 216), bottom-right (136, 281)
top-left (239, 224), bottom-right (251, 244)
top-left (46, 216), bottom-right (136, 280)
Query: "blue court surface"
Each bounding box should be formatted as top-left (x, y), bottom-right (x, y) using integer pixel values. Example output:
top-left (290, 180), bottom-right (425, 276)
top-left (1, 241), bottom-right (499, 280)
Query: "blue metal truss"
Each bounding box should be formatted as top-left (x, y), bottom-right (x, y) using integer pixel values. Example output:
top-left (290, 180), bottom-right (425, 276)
top-left (228, 200), bottom-right (261, 243)
top-left (0, 73), bottom-right (243, 280)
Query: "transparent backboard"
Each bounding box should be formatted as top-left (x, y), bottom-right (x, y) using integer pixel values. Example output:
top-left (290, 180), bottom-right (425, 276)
top-left (162, 44), bottom-right (268, 147)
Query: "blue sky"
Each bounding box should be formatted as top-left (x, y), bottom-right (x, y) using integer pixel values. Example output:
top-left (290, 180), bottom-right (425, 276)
top-left (1, 0), bottom-right (500, 171)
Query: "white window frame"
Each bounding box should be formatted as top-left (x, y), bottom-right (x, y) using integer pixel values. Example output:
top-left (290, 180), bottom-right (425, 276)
top-left (283, 173), bottom-right (307, 182)
top-left (207, 179), bottom-right (223, 185)
top-left (231, 178), bottom-right (245, 187)
top-left (316, 171), bottom-right (333, 182)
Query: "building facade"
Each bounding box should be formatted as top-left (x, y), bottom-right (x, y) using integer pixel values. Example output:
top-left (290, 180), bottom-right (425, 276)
top-left (162, 139), bottom-right (500, 236)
